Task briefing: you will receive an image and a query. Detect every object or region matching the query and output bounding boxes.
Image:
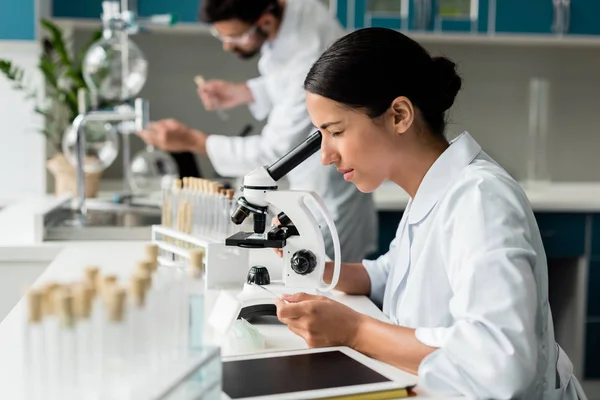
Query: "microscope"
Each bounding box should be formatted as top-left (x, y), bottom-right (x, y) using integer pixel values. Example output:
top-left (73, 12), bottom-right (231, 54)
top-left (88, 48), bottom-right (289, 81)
top-left (224, 131), bottom-right (342, 320)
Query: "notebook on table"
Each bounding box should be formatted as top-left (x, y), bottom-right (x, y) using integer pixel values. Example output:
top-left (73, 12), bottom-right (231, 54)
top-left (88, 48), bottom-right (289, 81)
top-left (221, 346), bottom-right (418, 400)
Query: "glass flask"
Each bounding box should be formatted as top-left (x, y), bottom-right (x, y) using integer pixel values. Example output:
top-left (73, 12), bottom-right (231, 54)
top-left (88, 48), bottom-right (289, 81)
top-left (62, 121), bottom-right (120, 173)
top-left (82, 33), bottom-right (148, 102)
top-left (129, 146), bottom-right (179, 193)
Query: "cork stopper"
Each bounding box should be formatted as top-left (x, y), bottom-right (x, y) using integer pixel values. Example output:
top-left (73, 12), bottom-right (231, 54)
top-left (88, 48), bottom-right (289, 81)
top-left (27, 290), bottom-right (43, 324)
top-left (57, 288), bottom-right (75, 329)
top-left (41, 282), bottom-right (60, 316)
top-left (130, 274), bottom-right (146, 307)
top-left (226, 189), bottom-right (235, 200)
top-left (137, 259), bottom-right (154, 275)
top-left (189, 249), bottom-right (205, 278)
top-left (175, 179), bottom-right (182, 190)
top-left (73, 283), bottom-right (94, 319)
top-left (138, 271), bottom-right (152, 292)
top-left (145, 244), bottom-right (159, 271)
top-left (194, 75), bottom-right (205, 87)
top-left (101, 275), bottom-right (118, 305)
top-left (183, 177), bottom-right (189, 189)
top-left (107, 287), bottom-right (126, 323)
top-left (102, 275), bottom-right (117, 293)
top-left (84, 266), bottom-right (99, 296)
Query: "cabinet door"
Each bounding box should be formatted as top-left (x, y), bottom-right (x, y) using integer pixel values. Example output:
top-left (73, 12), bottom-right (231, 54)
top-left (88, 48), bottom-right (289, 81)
top-left (360, 0), bottom-right (406, 30)
top-left (564, 0), bottom-right (600, 35)
top-left (494, 0), bottom-right (554, 34)
top-left (138, 0), bottom-right (200, 23)
top-left (430, 0), bottom-right (489, 33)
top-left (52, 0), bottom-right (102, 19)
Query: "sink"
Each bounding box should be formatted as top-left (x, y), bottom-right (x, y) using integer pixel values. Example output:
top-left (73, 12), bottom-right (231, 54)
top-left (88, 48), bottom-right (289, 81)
top-left (44, 200), bottom-right (162, 241)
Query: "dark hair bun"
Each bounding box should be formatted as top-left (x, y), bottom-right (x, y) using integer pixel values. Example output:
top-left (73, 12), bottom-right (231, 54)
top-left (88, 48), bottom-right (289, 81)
top-left (431, 56), bottom-right (462, 113)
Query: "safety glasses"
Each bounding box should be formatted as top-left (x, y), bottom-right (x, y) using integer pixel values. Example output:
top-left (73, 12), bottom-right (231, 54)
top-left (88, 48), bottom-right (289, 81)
top-left (210, 25), bottom-right (258, 45)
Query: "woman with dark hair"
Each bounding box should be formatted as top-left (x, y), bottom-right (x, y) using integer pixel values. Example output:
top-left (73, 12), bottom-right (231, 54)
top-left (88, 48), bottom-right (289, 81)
top-left (274, 28), bottom-right (587, 400)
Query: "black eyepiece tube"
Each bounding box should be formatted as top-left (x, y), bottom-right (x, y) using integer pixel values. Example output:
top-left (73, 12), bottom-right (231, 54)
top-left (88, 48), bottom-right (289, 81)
top-left (267, 131), bottom-right (322, 182)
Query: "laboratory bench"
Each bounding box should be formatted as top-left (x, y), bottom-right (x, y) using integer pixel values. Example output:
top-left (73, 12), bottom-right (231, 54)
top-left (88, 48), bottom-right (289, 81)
top-left (0, 241), bottom-right (464, 399)
top-left (1, 181), bottom-right (600, 396)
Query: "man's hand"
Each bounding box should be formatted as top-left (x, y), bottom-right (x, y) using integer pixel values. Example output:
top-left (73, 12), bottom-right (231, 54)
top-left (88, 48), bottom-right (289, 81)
top-left (137, 119), bottom-right (208, 154)
top-left (197, 80), bottom-right (254, 110)
top-left (275, 293), bottom-right (366, 348)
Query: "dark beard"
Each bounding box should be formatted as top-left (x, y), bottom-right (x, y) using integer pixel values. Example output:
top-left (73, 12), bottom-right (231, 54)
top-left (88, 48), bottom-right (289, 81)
top-left (234, 47), bottom-right (261, 59)
top-left (234, 26), bottom-right (268, 60)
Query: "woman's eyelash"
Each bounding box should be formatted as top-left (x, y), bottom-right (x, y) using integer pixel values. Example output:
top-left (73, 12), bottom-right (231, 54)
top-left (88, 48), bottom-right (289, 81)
top-left (331, 131), bottom-right (343, 137)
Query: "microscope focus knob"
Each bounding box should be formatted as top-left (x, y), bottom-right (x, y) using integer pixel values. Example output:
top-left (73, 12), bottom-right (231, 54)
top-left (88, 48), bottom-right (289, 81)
top-left (290, 250), bottom-right (317, 275)
top-left (247, 265), bottom-right (271, 286)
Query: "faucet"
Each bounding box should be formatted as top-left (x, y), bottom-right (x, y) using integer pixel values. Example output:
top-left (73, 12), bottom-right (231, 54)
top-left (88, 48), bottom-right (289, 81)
top-left (72, 97), bottom-right (149, 215)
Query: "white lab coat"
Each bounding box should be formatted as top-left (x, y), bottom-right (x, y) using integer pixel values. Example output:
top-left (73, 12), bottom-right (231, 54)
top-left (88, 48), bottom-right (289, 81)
top-left (205, 0), bottom-right (377, 262)
top-left (363, 132), bottom-right (588, 400)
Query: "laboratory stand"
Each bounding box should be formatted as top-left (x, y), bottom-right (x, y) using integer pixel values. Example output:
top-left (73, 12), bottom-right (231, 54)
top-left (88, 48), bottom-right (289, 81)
top-left (46, 0), bottom-right (180, 241)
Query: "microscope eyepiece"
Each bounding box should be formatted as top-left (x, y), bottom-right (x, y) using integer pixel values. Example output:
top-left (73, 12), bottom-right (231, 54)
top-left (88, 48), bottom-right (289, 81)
top-left (267, 130), bottom-right (322, 182)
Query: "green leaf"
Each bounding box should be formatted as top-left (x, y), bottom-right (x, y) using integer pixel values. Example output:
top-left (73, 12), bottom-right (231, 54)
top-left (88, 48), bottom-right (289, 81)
top-left (40, 18), bottom-right (72, 68)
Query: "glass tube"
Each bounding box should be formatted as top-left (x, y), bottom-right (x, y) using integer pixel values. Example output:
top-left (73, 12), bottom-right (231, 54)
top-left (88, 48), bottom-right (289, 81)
top-left (525, 77), bottom-right (551, 188)
top-left (23, 290), bottom-right (44, 400)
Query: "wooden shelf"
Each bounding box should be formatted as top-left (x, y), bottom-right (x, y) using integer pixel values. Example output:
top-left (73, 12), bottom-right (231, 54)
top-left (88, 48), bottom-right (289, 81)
top-left (52, 18), bottom-right (600, 48)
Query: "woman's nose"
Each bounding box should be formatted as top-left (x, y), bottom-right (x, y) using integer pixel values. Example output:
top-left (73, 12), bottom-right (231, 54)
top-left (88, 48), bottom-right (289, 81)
top-left (320, 142), bottom-right (338, 166)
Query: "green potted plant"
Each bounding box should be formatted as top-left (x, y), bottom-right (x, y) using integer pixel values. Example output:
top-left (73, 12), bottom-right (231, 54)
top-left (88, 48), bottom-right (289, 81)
top-left (0, 18), bottom-right (114, 197)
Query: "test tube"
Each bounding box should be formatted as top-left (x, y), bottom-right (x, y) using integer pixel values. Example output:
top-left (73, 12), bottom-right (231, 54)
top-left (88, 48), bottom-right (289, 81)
top-left (101, 286), bottom-right (128, 400)
top-left (161, 177), bottom-right (172, 229)
top-left (42, 283), bottom-right (60, 400)
top-left (137, 260), bottom-right (161, 372)
top-left (73, 283), bottom-right (94, 399)
top-left (188, 249), bottom-right (206, 350)
top-left (128, 273), bottom-right (147, 388)
top-left (23, 289), bottom-right (44, 400)
top-left (57, 287), bottom-right (78, 399)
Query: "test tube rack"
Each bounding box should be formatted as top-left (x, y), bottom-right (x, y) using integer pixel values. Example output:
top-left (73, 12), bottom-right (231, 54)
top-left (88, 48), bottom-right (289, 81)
top-left (151, 224), bottom-right (250, 290)
top-left (21, 245), bottom-right (222, 400)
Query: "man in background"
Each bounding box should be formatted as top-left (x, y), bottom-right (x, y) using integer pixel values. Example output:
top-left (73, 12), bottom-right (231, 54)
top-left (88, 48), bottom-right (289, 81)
top-left (138, 0), bottom-right (378, 262)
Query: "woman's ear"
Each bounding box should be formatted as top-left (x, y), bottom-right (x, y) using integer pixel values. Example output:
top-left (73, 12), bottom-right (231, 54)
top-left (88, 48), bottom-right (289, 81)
top-left (391, 96), bottom-right (414, 136)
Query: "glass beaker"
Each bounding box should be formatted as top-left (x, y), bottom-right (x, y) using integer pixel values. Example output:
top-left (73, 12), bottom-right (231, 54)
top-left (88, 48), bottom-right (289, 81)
top-left (129, 146), bottom-right (179, 194)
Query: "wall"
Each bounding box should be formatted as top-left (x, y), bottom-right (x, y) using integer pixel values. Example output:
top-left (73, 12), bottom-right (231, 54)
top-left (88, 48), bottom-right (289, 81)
top-left (70, 27), bottom-right (600, 183)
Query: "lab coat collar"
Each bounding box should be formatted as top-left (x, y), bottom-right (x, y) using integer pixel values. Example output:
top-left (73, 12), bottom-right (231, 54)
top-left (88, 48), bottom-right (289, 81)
top-left (262, 0), bottom-right (300, 61)
top-left (408, 132), bottom-right (481, 224)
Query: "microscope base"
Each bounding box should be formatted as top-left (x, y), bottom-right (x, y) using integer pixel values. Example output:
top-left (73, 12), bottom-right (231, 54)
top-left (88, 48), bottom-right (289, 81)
top-left (235, 282), bottom-right (327, 321)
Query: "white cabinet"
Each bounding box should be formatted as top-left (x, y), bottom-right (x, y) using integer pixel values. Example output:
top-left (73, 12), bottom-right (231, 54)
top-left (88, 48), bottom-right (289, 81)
top-left (0, 262), bottom-right (48, 323)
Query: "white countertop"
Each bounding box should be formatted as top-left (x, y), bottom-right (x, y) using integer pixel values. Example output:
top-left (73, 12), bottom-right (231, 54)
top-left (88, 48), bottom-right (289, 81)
top-left (0, 241), bottom-right (463, 399)
top-left (374, 180), bottom-right (600, 212)
top-left (1, 180), bottom-right (600, 262)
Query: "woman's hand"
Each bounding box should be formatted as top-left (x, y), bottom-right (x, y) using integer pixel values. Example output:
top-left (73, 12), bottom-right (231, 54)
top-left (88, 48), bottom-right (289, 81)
top-left (197, 80), bottom-right (253, 110)
top-left (275, 292), bottom-right (366, 348)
